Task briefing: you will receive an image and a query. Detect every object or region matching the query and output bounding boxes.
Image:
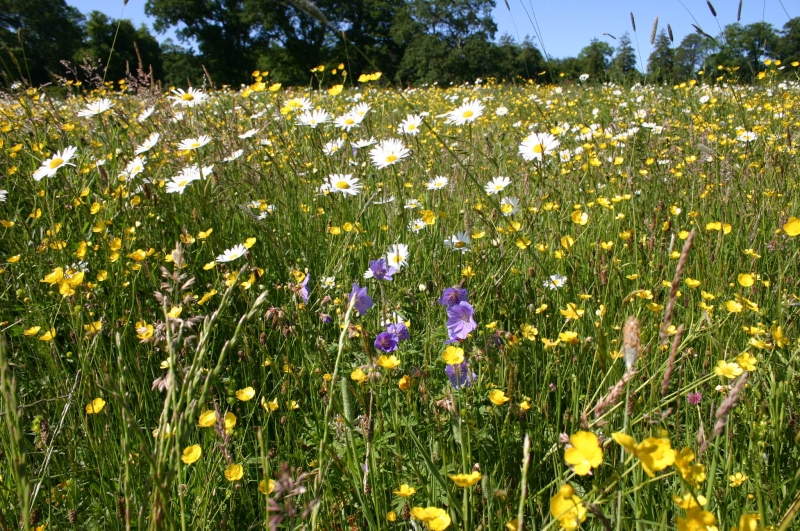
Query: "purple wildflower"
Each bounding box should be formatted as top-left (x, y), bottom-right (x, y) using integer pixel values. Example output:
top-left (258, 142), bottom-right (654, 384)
top-left (386, 322), bottom-right (410, 341)
top-left (446, 301), bottom-right (476, 341)
top-left (438, 287), bottom-right (469, 307)
top-left (374, 331), bottom-right (399, 352)
top-left (348, 283), bottom-right (374, 316)
top-left (368, 258), bottom-right (397, 281)
top-left (445, 361), bottom-right (476, 389)
top-left (319, 313), bottom-right (332, 324)
top-left (687, 391), bottom-right (702, 405)
top-left (299, 273), bottom-right (310, 302)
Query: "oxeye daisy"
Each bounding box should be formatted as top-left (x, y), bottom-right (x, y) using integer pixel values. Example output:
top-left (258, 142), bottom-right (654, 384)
top-left (386, 244), bottom-right (409, 269)
top-left (137, 106), bottom-right (154, 123)
top-left (323, 139), bottom-right (344, 156)
top-left (426, 176), bottom-right (449, 190)
top-left (216, 244), bottom-right (247, 263)
top-left (352, 137), bottom-right (377, 149)
top-left (326, 174), bottom-right (361, 196)
top-left (736, 130), bottom-right (758, 142)
top-left (499, 196), bottom-right (519, 216)
top-left (238, 128), bottom-right (258, 139)
top-left (177, 135), bottom-right (212, 151)
top-left (33, 146), bottom-right (78, 181)
top-left (169, 87), bottom-right (208, 107)
top-left (484, 176), bottom-right (511, 195)
top-left (0, 190), bottom-right (7, 202)
top-left (519, 132), bottom-right (559, 161)
top-left (398, 114), bottom-right (423, 135)
top-left (544, 274), bottom-right (567, 290)
top-left (135, 132), bottom-right (160, 155)
top-left (296, 109), bottom-right (330, 128)
top-left (350, 102), bottom-right (371, 121)
top-left (446, 99), bottom-right (484, 125)
top-left (224, 149), bottom-right (244, 162)
top-left (120, 156), bottom-right (147, 180)
top-left (77, 98), bottom-right (115, 118)
top-left (335, 113), bottom-right (360, 131)
top-left (408, 218), bottom-right (425, 233)
top-left (445, 232), bottom-right (471, 253)
top-left (369, 139), bottom-right (410, 169)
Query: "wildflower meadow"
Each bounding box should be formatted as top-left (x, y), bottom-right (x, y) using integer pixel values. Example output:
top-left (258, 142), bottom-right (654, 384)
top-left (1, 65), bottom-right (800, 531)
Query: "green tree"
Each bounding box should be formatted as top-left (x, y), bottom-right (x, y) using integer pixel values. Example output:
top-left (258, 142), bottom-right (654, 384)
top-left (704, 22), bottom-right (779, 81)
top-left (577, 38), bottom-right (614, 80)
top-left (673, 33), bottom-right (708, 80)
top-left (647, 30), bottom-right (674, 83)
top-left (160, 39), bottom-right (204, 88)
top-left (0, 0), bottom-right (84, 85)
top-left (775, 17), bottom-right (800, 65)
top-left (610, 32), bottom-right (639, 83)
top-left (80, 11), bottom-right (163, 84)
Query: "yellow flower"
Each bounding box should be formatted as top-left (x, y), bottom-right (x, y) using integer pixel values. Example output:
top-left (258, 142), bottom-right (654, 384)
top-left (735, 351), bottom-right (758, 371)
top-left (198, 410), bottom-right (217, 427)
top-left (737, 273), bottom-right (755, 287)
top-left (393, 484), bottom-right (417, 497)
top-left (783, 217), bottom-right (800, 237)
top-left (224, 412), bottom-right (236, 433)
top-left (398, 375), bottom-right (411, 391)
top-left (441, 346), bottom-right (464, 365)
top-left (558, 331), bottom-right (579, 345)
top-left (674, 447), bottom-right (706, 487)
top-left (564, 431), bottom-right (603, 476)
top-left (725, 300), bottom-right (743, 313)
top-left (559, 303), bottom-right (584, 320)
top-left (350, 368), bottom-right (368, 383)
top-left (520, 324), bottom-right (538, 341)
top-left (261, 396), bottom-right (279, 411)
top-left (729, 471), bottom-right (748, 487)
top-left (411, 507), bottom-right (451, 531)
top-left (167, 306), bottom-right (182, 318)
top-left (83, 320), bottom-right (102, 334)
top-left (571, 210), bottom-right (588, 225)
top-left (235, 387), bottom-right (255, 401)
top-left (713, 360), bottom-right (743, 379)
top-left (224, 463), bottom-right (244, 482)
top-left (549, 484), bottom-right (586, 530)
top-left (560, 235), bottom-right (574, 249)
top-left (39, 328), bottom-right (56, 341)
top-left (685, 278), bottom-right (701, 288)
top-left (128, 249), bottom-right (147, 261)
top-left (377, 355), bottom-right (401, 369)
top-left (243, 237), bottom-right (257, 248)
top-left (258, 479), bottom-right (276, 494)
top-left (387, 511), bottom-right (397, 522)
top-left (771, 324), bottom-right (788, 348)
top-left (488, 389), bottom-right (510, 405)
top-left (612, 433), bottom-right (676, 477)
top-left (40, 267), bottom-right (64, 285)
top-left (24, 326), bottom-right (42, 336)
top-left (448, 471), bottom-right (482, 487)
top-left (677, 506), bottom-right (716, 531)
top-left (85, 397), bottom-right (106, 414)
top-left (7, 254), bottom-right (21, 263)
top-left (737, 514), bottom-right (762, 531)
top-left (181, 445), bottom-right (202, 464)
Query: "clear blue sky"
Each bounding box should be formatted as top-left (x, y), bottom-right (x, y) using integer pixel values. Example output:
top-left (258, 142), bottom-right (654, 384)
top-left (67, 0), bottom-right (795, 59)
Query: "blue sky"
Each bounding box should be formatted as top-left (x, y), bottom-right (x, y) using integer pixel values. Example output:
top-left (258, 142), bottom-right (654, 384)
top-left (67, 0), bottom-right (795, 59)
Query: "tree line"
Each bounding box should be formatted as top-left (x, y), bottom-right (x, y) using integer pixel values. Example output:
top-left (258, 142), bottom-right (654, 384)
top-left (1, 0), bottom-right (799, 89)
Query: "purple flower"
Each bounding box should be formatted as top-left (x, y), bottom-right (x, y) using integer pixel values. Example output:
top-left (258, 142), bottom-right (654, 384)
top-left (438, 287), bottom-right (469, 307)
top-left (319, 313), bottom-right (332, 324)
top-left (374, 331), bottom-right (399, 352)
top-left (446, 301), bottom-right (476, 341)
top-left (386, 322), bottom-right (410, 341)
top-left (445, 361), bottom-right (476, 389)
top-left (369, 258), bottom-right (397, 281)
top-left (348, 283), bottom-right (374, 316)
top-left (687, 391), bottom-right (702, 405)
top-left (299, 274), bottom-right (310, 302)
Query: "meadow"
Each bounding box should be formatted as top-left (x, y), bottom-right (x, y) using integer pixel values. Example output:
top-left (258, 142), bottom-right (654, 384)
top-left (0, 65), bottom-right (799, 531)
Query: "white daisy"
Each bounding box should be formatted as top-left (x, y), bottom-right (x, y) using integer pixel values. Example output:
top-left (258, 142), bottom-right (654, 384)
top-left (216, 243), bottom-right (247, 263)
top-left (0, 190), bottom-right (7, 202)
top-left (321, 276), bottom-right (336, 289)
top-left (334, 113), bottom-right (360, 131)
top-left (296, 109), bottom-right (330, 128)
top-left (495, 106), bottom-right (509, 116)
top-left (77, 98), bottom-right (115, 118)
top-left (499, 197), bottom-right (519, 216)
top-left (386, 243), bottom-right (409, 269)
top-left (426, 176), bottom-right (448, 190)
top-left (137, 106), bottom-right (155, 123)
top-left (369, 139), bottom-right (410, 169)
top-left (323, 138), bottom-right (345, 156)
top-left (445, 232), bottom-right (471, 253)
top-left (408, 218), bottom-right (425, 233)
top-left (326, 174), bottom-right (361, 196)
top-left (135, 132), bottom-right (160, 155)
top-left (544, 274), bottom-right (567, 290)
top-left (445, 100), bottom-right (484, 125)
top-left (224, 149), bottom-right (244, 162)
top-left (736, 131), bottom-right (758, 142)
top-left (519, 132), bottom-right (560, 161)
top-left (283, 97), bottom-right (313, 112)
top-left (484, 176), bottom-right (511, 195)
top-left (165, 173), bottom-right (200, 194)
top-left (169, 87), bottom-right (208, 107)
top-left (120, 156), bottom-right (146, 180)
top-left (352, 137), bottom-right (377, 149)
top-left (398, 114), bottom-right (423, 135)
top-left (33, 146), bottom-right (78, 181)
top-left (558, 149), bottom-right (572, 162)
top-left (238, 129), bottom-right (258, 139)
top-left (404, 198), bottom-right (422, 209)
top-left (350, 103), bottom-right (371, 121)
top-left (177, 135), bottom-right (212, 151)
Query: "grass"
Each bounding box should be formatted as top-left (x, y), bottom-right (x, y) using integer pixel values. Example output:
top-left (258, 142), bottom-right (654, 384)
top-left (0, 67), bottom-right (799, 531)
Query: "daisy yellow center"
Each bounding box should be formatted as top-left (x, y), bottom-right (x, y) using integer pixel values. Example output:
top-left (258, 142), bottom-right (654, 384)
top-left (178, 180), bottom-right (189, 187)
top-left (408, 124), bottom-right (416, 130)
top-left (462, 110), bottom-right (474, 118)
top-left (386, 154), bottom-right (398, 163)
top-left (455, 241), bottom-right (465, 248)
top-left (345, 118), bottom-right (355, 124)
top-left (181, 93), bottom-right (195, 101)
top-left (49, 157), bottom-right (64, 169)
top-left (336, 181), bottom-right (351, 189)
top-left (190, 142), bottom-right (200, 148)
top-left (533, 144), bottom-right (545, 153)
top-left (501, 204), bottom-right (514, 213)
